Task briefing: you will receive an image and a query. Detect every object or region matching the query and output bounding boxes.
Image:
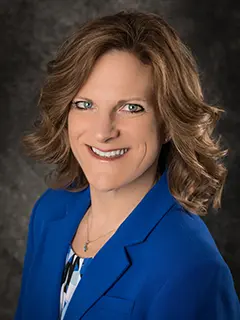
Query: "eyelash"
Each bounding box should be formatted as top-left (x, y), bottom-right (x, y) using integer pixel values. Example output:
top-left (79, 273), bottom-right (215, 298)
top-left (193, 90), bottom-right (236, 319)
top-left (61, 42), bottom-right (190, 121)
top-left (71, 101), bottom-right (144, 114)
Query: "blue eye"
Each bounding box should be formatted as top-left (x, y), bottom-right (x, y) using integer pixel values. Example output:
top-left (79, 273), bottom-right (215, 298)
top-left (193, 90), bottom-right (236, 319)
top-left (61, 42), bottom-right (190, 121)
top-left (71, 101), bottom-right (144, 114)
top-left (124, 104), bottom-right (143, 113)
top-left (72, 101), bottom-right (92, 109)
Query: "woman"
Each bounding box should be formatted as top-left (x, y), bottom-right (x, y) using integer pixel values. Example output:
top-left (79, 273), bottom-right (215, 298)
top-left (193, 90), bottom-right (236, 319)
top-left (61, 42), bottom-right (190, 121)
top-left (15, 10), bottom-right (239, 320)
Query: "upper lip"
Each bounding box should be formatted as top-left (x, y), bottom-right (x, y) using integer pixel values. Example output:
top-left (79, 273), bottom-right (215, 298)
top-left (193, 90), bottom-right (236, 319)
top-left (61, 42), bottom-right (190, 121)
top-left (88, 145), bottom-right (128, 152)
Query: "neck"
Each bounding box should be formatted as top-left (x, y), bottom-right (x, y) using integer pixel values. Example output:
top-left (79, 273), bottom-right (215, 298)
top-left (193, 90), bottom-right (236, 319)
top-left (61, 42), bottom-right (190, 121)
top-left (87, 169), bottom-right (160, 232)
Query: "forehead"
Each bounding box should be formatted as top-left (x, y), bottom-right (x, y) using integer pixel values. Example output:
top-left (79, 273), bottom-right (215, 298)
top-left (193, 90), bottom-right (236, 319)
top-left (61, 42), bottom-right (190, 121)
top-left (76, 50), bottom-right (154, 102)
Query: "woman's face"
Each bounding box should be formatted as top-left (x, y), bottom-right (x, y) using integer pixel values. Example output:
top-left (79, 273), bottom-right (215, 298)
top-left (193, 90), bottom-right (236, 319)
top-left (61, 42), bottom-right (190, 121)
top-left (68, 50), bottom-right (165, 191)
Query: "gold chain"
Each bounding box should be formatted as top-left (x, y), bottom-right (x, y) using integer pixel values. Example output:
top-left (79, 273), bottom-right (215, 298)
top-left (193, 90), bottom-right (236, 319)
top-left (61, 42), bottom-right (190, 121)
top-left (83, 207), bottom-right (117, 252)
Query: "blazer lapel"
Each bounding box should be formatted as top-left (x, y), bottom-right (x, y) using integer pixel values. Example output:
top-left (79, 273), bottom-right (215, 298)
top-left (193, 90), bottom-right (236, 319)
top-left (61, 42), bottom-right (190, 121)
top-left (64, 168), bottom-right (178, 320)
top-left (31, 186), bottom-right (91, 319)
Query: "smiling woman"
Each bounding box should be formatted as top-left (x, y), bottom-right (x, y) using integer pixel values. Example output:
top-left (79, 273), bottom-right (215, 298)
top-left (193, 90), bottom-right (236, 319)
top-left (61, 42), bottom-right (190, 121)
top-left (15, 9), bottom-right (239, 320)
top-left (67, 49), bottom-right (162, 194)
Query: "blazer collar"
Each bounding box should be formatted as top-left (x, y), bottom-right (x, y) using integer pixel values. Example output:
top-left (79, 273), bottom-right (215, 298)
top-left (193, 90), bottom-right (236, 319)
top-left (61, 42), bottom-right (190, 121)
top-left (34, 168), bottom-right (178, 320)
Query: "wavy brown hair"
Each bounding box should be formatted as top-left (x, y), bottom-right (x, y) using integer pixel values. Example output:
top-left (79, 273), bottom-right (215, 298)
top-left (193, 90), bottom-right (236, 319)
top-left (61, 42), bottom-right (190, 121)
top-left (21, 9), bottom-right (229, 216)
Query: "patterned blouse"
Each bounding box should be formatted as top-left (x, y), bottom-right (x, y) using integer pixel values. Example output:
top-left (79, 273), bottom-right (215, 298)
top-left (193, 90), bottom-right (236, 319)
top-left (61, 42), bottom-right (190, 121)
top-left (59, 246), bottom-right (93, 319)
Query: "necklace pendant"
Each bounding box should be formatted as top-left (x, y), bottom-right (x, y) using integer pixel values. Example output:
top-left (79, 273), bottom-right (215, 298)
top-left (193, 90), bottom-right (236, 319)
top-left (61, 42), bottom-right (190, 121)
top-left (83, 241), bottom-right (89, 252)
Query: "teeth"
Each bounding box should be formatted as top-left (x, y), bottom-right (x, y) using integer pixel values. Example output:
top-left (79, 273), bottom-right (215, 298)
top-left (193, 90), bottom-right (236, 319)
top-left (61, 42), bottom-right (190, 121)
top-left (91, 147), bottom-right (128, 158)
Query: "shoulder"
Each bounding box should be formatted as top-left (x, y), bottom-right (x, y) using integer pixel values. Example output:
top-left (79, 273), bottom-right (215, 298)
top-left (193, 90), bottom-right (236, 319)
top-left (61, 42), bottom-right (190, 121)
top-left (29, 187), bottom-right (87, 230)
top-left (149, 204), bottom-right (226, 274)
top-left (33, 188), bottom-right (77, 215)
top-left (26, 187), bottom-right (89, 249)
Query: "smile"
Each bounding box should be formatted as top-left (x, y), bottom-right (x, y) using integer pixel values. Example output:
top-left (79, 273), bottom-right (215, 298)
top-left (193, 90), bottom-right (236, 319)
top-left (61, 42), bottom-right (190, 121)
top-left (87, 145), bottom-right (129, 161)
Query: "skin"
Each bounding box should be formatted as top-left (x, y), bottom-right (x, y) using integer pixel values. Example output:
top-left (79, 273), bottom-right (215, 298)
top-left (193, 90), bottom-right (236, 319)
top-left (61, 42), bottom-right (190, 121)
top-left (68, 50), bottom-right (168, 233)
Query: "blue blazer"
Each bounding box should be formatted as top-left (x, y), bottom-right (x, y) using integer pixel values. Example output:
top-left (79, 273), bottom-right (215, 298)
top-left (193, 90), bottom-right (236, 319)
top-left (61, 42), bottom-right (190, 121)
top-left (15, 169), bottom-right (240, 320)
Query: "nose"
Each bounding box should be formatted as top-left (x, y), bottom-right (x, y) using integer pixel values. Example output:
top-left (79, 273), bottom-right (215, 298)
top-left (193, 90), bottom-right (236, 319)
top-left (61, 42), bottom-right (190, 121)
top-left (94, 112), bottom-right (120, 143)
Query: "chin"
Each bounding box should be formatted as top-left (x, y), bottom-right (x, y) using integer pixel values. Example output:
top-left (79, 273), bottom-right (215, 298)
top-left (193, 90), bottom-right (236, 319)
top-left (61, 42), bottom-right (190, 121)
top-left (87, 176), bottom-right (128, 191)
top-left (90, 183), bottom-right (120, 192)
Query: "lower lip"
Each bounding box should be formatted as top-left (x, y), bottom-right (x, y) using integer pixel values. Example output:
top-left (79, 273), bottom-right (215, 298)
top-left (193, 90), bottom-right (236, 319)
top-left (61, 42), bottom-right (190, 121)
top-left (87, 146), bottom-right (128, 161)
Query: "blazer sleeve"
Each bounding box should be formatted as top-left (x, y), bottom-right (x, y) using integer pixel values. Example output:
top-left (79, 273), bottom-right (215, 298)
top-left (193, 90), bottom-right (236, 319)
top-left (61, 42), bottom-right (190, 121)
top-left (14, 189), bottom-right (51, 320)
top-left (147, 260), bottom-right (240, 320)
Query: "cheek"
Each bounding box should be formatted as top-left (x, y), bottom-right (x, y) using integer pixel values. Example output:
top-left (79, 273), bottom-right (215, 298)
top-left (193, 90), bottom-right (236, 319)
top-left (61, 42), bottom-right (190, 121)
top-left (140, 120), bottom-right (160, 145)
top-left (145, 126), bottom-right (162, 157)
top-left (68, 112), bottom-right (81, 138)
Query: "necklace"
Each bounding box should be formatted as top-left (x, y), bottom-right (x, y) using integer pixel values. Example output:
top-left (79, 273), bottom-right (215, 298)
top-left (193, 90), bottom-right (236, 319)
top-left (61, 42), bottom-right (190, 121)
top-left (83, 208), bottom-right (117, 252)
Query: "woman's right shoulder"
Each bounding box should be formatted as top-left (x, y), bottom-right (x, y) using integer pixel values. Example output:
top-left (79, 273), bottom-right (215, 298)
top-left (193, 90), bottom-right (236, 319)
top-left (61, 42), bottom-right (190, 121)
top-left (34, 187), bottom-right (75, 208)
top-left (31, 187), bottom-right (87, 225)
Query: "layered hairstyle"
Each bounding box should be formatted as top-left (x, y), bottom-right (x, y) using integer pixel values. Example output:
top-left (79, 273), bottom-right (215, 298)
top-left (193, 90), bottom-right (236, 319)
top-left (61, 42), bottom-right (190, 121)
top-left (22, 10), bottom-right (229, 216)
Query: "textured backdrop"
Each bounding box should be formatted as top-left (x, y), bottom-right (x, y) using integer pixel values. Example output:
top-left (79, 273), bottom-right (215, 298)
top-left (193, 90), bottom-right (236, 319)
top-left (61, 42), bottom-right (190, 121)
top-left (0, 0), bottom-right (239, 319)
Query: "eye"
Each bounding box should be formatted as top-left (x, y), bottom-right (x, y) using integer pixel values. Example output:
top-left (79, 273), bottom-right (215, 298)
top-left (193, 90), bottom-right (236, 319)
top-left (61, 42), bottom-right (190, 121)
top-left (122, 103), bottom-right (144, 113)
top-left (71, 101), bottom-right (144, 114)
top-left (72, 101), bottom-right (93, 110)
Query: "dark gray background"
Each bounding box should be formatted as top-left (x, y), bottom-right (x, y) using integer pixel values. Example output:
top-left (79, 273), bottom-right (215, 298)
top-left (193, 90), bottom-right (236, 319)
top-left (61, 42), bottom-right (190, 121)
top-left (0, 0), bottom-right (239, 319)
